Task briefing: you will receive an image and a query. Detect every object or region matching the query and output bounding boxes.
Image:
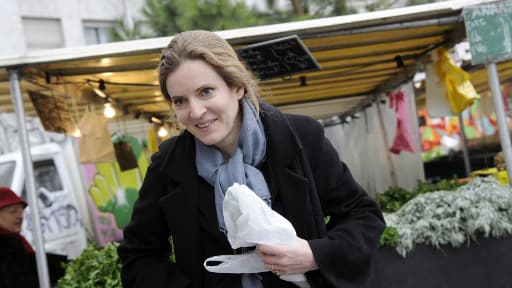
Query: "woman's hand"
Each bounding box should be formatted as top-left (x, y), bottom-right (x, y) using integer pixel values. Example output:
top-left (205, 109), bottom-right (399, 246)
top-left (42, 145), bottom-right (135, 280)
top-left (257, 237), bottom-right (318, 276)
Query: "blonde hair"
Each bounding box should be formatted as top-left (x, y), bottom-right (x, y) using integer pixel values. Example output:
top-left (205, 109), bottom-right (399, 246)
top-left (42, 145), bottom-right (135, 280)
top-left (158, 30), bottom-right (260, 111)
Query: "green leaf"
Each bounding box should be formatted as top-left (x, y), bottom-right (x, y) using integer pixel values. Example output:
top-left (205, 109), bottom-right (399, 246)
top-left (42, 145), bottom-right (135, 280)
top-left (56, 243), bottom-right (122, 287)
top-left (379, 226), bottom-right (399, 247)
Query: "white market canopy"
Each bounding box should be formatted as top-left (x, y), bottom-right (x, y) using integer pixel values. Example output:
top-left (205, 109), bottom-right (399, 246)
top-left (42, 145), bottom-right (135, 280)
top-left (0, 0), bottom-right (510, 123)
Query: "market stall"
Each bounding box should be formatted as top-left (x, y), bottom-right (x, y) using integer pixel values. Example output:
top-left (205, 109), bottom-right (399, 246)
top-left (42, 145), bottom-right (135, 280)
top-left (0, 0), bottom-right (511, 286)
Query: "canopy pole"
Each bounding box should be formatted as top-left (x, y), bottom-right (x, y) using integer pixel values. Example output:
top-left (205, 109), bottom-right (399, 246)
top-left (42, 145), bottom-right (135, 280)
top-left (487, 62), bottom-right (512, 186)
top-left (7, 68), bottom-right (51, 288)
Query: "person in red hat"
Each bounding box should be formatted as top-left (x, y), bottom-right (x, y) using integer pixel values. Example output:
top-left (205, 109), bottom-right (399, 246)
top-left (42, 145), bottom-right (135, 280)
top-left (0, 187), bottom-right (29, 233)
top-left (0, 187), bottom-right (39, 288)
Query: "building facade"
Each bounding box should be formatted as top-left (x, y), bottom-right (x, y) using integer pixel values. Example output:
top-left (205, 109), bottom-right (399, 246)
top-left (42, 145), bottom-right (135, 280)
top-left (0, 0), bottom-right (426, 57)
top-left (0, 0), bottom-right (148, 56)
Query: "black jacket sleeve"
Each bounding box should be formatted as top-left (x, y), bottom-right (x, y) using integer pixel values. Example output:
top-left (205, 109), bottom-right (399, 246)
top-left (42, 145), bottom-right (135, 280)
top-left (289, 115), bottom-right (386, 287)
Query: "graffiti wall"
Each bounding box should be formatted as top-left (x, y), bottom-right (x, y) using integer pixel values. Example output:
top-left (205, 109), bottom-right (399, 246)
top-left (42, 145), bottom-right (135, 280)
top-left (81, 135), bottom-right (149, 246)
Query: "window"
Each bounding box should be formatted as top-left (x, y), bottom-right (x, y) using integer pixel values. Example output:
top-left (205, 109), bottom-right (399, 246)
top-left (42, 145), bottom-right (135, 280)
top-left (22, 18), bottom-right (64, 50)
top-left (33, 159), bottom-right (63, 193)
top-left (83, 21), bottom-right (113, 45)
top-left (0, 161), bottom-right (15, 187)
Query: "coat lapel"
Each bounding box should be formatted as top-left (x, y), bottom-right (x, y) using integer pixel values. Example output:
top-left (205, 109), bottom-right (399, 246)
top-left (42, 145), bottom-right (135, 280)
top-left (159, 133), bottom-right (228, 253)
top-left (157, 134), bottom-right (204, 280)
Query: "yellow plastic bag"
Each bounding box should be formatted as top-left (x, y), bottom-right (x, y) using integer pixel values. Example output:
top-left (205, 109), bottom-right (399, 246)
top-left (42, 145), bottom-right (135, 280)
top-left (435, 47), bottom-right (479, 113)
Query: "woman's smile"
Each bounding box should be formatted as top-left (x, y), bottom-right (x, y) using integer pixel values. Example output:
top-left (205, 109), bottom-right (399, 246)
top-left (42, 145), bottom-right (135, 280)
top-left (196, 119), bottom-right (216, 129)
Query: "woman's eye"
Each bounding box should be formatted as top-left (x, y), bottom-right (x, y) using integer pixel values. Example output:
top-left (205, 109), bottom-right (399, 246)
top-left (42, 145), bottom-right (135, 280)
top-left (172, 97), bottom-right (185, 106)
top-left (200, 88), bottom-right (213, 97)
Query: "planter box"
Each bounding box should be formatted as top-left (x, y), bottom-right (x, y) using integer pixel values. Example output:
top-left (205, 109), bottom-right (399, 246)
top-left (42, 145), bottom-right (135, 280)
top-left (370, 235), bottom-right (512, 288)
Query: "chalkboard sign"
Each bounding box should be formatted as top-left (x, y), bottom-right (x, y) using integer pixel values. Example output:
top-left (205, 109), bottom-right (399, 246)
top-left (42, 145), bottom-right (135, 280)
top-left (463, 1), bottom-right (512, 65)
top-left (237, 35), bottom-right (320, 80)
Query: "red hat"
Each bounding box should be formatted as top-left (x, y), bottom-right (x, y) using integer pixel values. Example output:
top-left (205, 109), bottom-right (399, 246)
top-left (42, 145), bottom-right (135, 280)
top-left (0, 187), bottom-right (27, 209)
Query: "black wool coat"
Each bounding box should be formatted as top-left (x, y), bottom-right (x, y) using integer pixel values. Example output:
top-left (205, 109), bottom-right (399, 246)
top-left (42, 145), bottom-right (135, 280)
top-left (0, 234), bottom-right (39, 288)
top-left (0, 233), bottom-right (67, 287)
top-left (118, 102), bottom-right (385, 288)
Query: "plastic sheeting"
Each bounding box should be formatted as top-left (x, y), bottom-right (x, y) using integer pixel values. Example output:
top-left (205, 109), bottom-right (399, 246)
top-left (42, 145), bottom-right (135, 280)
top-left (325, 83), bottom-right (424, 196)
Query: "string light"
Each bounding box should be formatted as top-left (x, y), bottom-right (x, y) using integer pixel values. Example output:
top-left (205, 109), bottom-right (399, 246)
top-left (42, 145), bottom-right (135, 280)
top-left (72, 127), bottom-right (82, 138)
top-left (157, 125), bottom-right (169, 138)
top-left (150, 116), bottom-right (162, 124)
top-left (103, 102), bottom-right (116, 118)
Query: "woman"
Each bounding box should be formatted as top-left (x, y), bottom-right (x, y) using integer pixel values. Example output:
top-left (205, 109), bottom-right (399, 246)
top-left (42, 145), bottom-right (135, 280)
top-left (0, 187), bottom-right (38, 288)
top-left (118, 30), bottom-right (385, 288)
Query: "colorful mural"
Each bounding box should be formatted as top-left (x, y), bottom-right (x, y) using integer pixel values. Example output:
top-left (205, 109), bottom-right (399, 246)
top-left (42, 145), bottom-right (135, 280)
top-left (81, 135), bottom-right (149, 246)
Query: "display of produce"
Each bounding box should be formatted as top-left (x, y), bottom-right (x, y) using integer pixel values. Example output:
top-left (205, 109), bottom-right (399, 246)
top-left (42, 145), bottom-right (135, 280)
top-left (382, 177), bottom-right (512, 256)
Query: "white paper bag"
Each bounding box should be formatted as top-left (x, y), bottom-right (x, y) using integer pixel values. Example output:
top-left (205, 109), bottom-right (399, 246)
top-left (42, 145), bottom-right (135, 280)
top-left (203, 183), bottom-right (311, 288)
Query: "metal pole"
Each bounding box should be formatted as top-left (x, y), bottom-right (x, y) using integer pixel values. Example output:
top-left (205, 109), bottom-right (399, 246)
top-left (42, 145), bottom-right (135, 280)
top-left (7, 68), bottom-right (51, 288)
top-left (457, 113), bottom-right (472, 177)
top-left (487, 62), bottom-right (512, 186)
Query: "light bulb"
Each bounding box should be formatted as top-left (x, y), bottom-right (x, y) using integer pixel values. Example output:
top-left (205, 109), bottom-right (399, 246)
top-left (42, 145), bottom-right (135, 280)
top-left (103, 102), bottom-right (116, 118)
top-left (157, 126), bottom-right (168, 138)
top-left (72, 128), bottom-right (81, 138)
top-left (150, 116), bottom-right (162, 124)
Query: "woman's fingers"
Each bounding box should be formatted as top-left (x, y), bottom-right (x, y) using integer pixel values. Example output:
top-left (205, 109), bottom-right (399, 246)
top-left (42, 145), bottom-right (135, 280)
top-left (257, 243), bottom-right (281, 256)
top-left (257, 238), bottom-right (318, 275)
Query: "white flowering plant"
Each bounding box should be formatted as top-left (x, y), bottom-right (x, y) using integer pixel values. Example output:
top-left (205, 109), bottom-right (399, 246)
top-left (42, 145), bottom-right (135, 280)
top-left (382, 177), bottom-right (512, 257)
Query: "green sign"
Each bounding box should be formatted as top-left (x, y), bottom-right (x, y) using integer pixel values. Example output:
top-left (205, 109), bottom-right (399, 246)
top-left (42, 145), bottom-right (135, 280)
top-left (463, 1), bottom-right (512, 65)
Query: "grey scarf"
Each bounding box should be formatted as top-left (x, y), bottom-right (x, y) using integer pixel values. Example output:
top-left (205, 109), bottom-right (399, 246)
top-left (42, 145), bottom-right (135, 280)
top-left (195, 98), bottom-right (271, 232)
top-left (195, 98), bottom-right (270, 288)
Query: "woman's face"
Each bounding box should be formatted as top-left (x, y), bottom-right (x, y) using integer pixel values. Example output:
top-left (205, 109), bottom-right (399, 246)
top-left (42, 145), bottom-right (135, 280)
top-left (0, 203), bottom-right (25, 233)
top-left (166, 59), bottom-right (244, 155)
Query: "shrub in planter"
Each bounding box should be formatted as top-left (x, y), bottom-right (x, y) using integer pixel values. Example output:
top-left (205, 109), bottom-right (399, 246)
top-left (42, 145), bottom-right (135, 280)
top-left (376, 177), bottom-right (463, 213)
top-left (377, 177), bottom-right (466, 248)
top-left (382, 177), bottom-right (512, 257)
